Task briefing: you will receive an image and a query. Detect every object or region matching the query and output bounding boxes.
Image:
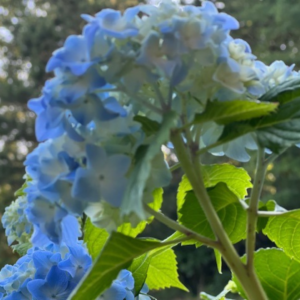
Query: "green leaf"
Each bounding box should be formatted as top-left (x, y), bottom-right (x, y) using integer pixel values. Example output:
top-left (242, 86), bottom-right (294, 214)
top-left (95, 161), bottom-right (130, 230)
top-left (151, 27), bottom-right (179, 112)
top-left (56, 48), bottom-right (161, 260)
top-left (84, 218), bottom-right (109, 260)
top-left (217, 98), bottom-right (300, 154)
top-left (146, 248), bottom-right (188, 292)
top-left (256, 102), bottom-right (300, 152)
top-left (14, 175), bottom-right (31, 197)
top-left (233, 249), bottom-right (300, 300)
top-left (129, 231), bottom-right (187, 294)
top-left (133, 115), bottom-right (160, 136)
top-left (263, 209), bottom-right (300, 262)
top-left (214, 249), bottom-right (222, 274)
top-left (69, 232), bottom-right (179, 300)
top-left (117, 222), bottom-right (147, 238)
top-left (128, 254), bottom-right (151, 295)
top-left (121, 111), bottom-right (177, 219)
top-left (177, 164), bottom-right (252, 215)
top-left (259, 77), bottom-right (300, 104)
top-left (201, 164), bottom-right (252, 199)
top-left (200, 79), bottom-right (300, 153)
top-left (148, 187), bottom-right (164, 211)
top-left (194, 100), bottom-right (278, 125)
top-left (179, 183), bottom-right (247, 246)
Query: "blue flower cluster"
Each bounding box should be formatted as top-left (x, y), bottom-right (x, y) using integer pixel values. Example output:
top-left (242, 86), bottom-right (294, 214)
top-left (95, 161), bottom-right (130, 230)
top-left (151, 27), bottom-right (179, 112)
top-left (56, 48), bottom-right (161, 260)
top-left (24, 0), bottom-right (276, 245)
top-left (0, 235), bottom-right (149, 300)
top-left (0, 242), bottom-right (92, 300)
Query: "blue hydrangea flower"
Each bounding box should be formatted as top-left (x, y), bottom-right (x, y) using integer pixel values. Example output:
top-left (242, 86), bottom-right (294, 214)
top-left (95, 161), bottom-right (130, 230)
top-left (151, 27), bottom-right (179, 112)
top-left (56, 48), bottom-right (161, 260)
top-left (3, 279), bottom-right (32, 300)
top-left (28, 78), bottom-right (83, 142)
top-left (198, 1), bottom-right (239, 31)
top-left (0, 241), bottom-right (150, 300)
top-left (82, 7), bottom-right (140, 40)
top-left (24, 138), bottom-right (79, 191)
top-left (70, 95), bottom-right (127, 126)
top-left (0, 242), bottom-right (92, 300)
top-left (28, 72), bottom-right (109, 142)
top-left (72, 144), bottom-right (131, 206)
top-left (46, 35), bottom-right (94, 76)
top-left (101, 269), bottom-right (134, 300)
top-left (0, 252), bottom-right (35, 298)
top-left (27, 265), bottom-right (73, 300)
top-left (58, 245), bottom-right (92, 282)
top-left (100, 270), bottom-right (151, 300)
top-left (25, 193), bottom-right (67, 245)
top-left (137, 31), bottom-right (179, 78)
top-left (136, 285), bottom-right (151, 300)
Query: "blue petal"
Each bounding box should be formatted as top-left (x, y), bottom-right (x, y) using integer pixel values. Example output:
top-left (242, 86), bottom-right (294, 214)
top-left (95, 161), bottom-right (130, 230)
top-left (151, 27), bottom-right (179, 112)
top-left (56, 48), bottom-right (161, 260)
top-left (46, 35), bottom-right (92, 76)
top-left (60, 215), bottom-right (81, 246)
top-left (72, 168), bottom-right (101, 202)
top-left (86, 144), bottom-right (107, 170)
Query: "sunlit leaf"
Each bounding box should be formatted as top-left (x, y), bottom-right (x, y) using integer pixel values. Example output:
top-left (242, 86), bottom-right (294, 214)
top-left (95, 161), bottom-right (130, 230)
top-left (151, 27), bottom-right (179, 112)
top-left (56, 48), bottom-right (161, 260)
top-left (194, 99), bottom-right (278, 125)
top-left (69, 232), bottom-right (179, 300)
top-left (233, 249), bottom-right (300, 300)
top-left (179, 183), bottom-right (247, 247)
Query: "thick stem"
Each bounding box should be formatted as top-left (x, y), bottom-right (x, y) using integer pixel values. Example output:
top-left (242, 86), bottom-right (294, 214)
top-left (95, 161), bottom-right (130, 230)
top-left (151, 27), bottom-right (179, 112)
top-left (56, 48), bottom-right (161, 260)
top-left (246, 147), bottom-right (267, 269)
top-left (171, 131), bottom-right (268, 300)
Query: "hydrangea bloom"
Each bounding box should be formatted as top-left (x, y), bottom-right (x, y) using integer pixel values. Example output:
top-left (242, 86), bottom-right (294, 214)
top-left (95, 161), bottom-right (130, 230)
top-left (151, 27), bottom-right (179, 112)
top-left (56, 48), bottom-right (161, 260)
top-left (0, 243), bottom-right (92, 300)
top-left (2, 195), bottom-right (33, 247)
top-left (72, 144), bottom-right (131, 206)
top-left (26, 0), bottom-right (267, 240)
top-left (0, 243), bottom-right (149, 300)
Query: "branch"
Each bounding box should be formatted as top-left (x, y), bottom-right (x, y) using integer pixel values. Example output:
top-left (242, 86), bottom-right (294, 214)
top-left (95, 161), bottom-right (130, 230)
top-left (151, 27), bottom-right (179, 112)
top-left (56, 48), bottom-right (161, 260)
top-left (143, 204), bottom-right (219, 249)
top-left (170, 131), bottom-right (268, 300)
top-left (257, 211), bottom-right (286, 217)
top-left (152, 83), bottom-right (168, 111)
top-left (239, 200), bottom-right (249, 210)
top-left (169, 162), bottom-right (181, 172)
top-left (119, 84), bottom-right (164, 115)
top-left (246, 147), bottom-right (267, 270)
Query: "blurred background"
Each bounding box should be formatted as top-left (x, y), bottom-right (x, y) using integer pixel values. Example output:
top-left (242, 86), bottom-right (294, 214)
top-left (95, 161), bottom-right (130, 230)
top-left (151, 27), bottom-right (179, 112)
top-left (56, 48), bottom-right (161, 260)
top-left (0, 0), bottom-right (300, 299)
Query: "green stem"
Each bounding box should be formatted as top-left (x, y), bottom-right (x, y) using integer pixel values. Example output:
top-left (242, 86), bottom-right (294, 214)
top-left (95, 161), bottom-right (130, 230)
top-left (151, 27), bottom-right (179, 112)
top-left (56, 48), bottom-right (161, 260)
top-left (171, 131), bottom-right (238, 252)
top-left (144, 204), bottom-right (219, 248)
top-left (169, 162), bottom-right (181, 172)
top-left (167, 85), bottom-right (173, 109)
top-left (246, 147), bottom-right (267, 270)
top-left (152, 83), bottom-right (168, 111)
top-left (258, 211), bottom-right (286, 217)
top-left (171, 131), bottom-right (268, 300)
top-left (265, 148), bottom-right (286, 164)
top-left (119, 84), bottom-right (163, 115)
